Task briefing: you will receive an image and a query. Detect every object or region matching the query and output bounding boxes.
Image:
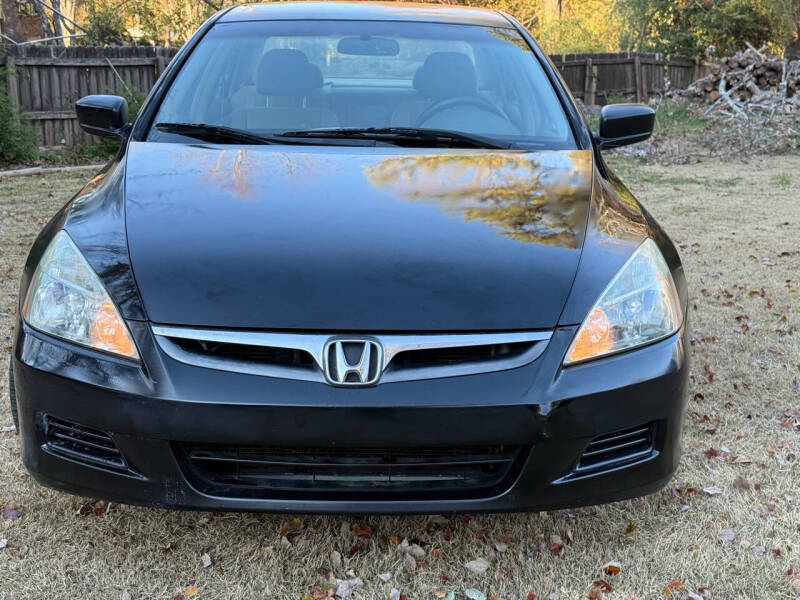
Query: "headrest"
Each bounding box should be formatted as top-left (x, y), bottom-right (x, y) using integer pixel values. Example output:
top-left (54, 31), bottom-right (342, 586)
top-left (256, 49), bottom-right (323, 96)
top-left (413, 52), bottom-right (478, 98)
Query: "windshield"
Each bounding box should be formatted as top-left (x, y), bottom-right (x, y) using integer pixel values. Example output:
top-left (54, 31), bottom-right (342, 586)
top-left (149, 20), bottom-right (575, 148)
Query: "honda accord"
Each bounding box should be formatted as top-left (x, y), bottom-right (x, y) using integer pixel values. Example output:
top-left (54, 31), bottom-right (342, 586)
top-left (10, 2), bottom-right (688, 513)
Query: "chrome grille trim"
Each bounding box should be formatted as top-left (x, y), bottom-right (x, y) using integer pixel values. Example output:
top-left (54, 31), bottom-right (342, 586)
top-left (151, 325), bottom-right (552, 384)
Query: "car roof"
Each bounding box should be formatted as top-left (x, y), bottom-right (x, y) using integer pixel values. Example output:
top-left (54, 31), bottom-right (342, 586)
top-left (219, 2), bottom-right (513, 28)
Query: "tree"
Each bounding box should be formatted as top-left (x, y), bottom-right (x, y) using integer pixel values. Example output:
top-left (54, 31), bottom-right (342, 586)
top-left (615, 0), bottom-right (796, 57)
top-left (1, 0), bottom-right (22, 42)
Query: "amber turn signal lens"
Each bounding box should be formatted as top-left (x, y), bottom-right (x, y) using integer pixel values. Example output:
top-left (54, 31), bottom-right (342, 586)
top-left (566, 307), bottom-right (612, 363)
top-left (90, 300), bottom-right (137, 357)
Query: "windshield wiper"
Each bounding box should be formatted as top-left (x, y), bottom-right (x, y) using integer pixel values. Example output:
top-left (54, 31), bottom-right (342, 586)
top-left (155, 122), bottom-right (296, 145)
top-left (275, 127), bottom-right (514, 149)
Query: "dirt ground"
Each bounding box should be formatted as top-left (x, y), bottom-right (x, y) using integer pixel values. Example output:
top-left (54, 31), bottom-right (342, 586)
top-left (0, 156), bottom-right (798, 600)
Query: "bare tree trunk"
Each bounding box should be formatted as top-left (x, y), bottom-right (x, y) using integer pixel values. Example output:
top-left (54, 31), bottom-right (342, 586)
top-left (33, 0), bottom-right (55, 41)
top-left (50, 0), bottom-right (64, 41)
top-left (2, 0), bottom-right (22, 41)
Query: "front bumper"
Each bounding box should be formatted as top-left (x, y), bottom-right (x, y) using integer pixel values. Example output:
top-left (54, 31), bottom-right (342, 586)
top-left (12, 320), bottom-right (688, 513)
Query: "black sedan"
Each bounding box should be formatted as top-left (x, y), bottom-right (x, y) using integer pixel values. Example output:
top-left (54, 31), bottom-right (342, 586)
top-left (10, 2), bottom-right (688, 513)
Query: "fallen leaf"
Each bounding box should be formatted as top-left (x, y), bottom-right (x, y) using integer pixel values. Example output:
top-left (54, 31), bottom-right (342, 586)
top-left (352, 523), bottom-right (372, 539)
top-left (624, 522), bottom-right (636, 535)
top-left (348, 544), bottom-right (360, 557)
top-left (601, 561), bottom-right (621, 576)
top-left (663, 578), bottom-right (683, 595)
top-left (464, 589), bottom-right (487, 600)
top-left (587, 579), bottom-right (612, 599)
top-left (464, 558), bottom-right (490, 575)
top-left (2, 502), bottom-right (22, 521)
top-left (549, 534), bottom-right (564, 557)
top-left (527, 594), bottom-right (537, 600)
top-left (280, 517), bottom-right (303, 538)
top-left (185, 585), bottom-right (198, 598)
top-left (718, 528), bottom-right (736, 543)
top-left (200, 553), bottom-right (211, 568)
top-left (732, 476), bottom-right (750, 491)
top-left (335, 578), bottom-right (362, 599)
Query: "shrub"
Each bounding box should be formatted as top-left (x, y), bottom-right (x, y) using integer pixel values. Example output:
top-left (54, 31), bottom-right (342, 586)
top-left (0, 63), bottom-right (37, 166)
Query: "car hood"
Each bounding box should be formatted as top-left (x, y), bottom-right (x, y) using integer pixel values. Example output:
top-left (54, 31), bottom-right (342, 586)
top-left (124, 142), bottom-right (594, 331)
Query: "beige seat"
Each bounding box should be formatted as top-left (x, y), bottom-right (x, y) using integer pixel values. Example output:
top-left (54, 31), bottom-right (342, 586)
top-left (229, 49), bottom-right (338, 130)
top-left (391, 52), bottom-right (479, 127)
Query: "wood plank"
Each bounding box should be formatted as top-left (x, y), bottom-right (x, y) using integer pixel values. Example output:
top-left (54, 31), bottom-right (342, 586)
top-left (29, 65), bottom-right (41, 111)
top-left (23, 110), bottom-right (77, 120)
top-left (14, 57), bottom-right (158, 67)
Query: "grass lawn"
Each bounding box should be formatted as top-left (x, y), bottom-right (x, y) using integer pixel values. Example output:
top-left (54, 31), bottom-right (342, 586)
top-left (0, 156), bottom-right (798, 599)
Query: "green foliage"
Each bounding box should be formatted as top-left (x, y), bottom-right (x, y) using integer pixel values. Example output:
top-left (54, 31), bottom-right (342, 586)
top-left (615, 0), bottom-right (796, 57)
top-left (653, 101), bottom-right (706, 137)
top-left (81, 1), bottom-right (128, 46)
top-left (0, 64), bottom-right (37, 166)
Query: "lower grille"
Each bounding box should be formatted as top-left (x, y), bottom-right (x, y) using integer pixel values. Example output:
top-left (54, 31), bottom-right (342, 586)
top-left (43, 415), bottom-right (127, 472)
top-left (176, 443), bottom-right (529, 500)
top-left (574, 424), bottom-right (655, 476)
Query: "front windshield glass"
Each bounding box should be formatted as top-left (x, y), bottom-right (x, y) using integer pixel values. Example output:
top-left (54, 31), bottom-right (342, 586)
top-left (149, 20), bottom-right (575, 148)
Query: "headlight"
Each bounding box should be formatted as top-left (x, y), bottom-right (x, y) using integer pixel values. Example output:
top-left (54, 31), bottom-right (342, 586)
top-left (565, 238), bottom-right (681, 365)
top-left (22, 231), bottom-right (138, 359)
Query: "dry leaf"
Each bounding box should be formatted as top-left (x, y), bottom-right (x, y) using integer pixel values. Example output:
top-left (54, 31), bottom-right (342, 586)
top-left (624, 522), bottom-right (636, 535)
top-left (185, 585), bottom-right (198, 598)
top-left (280, 517), bottom-right (302, 538)
top-left (718, 528), bottom-right (736, 543)
top-left (334, 577), bottom-right (362, 599)
top-left (2, 502), bottom-right (22, 521)
top-left (601, 561), bottom-right (621, 576)
top-left (464, 558), bottom-right (490, 575)
top-left (549, 534), bottom-right (564, 557)
top-left (732, 476), bottom-right (750, 491)
top-left (352, 523), bottom-right (372, 539)
top-left (663, 578), bottom-right (684, 595)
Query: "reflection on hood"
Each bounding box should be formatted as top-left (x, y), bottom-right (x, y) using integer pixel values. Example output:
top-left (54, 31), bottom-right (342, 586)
top-left (366, 150), bottom-right (592, 248)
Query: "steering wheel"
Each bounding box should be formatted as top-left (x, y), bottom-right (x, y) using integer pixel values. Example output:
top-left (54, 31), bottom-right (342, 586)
top-left (415, 95), bottom-right (507, 127)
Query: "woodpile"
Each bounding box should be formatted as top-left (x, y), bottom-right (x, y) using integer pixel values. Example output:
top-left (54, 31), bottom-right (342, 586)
top-left (675, 44), bottom-right (800, 117)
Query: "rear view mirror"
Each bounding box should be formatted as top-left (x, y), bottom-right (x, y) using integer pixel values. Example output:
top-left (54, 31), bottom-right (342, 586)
top-left (596, 104), bottom-right (655, 150)
top-left (337, 36), bottom-right (399, 56)
top-left (76, 95), bottom-right (129, 138)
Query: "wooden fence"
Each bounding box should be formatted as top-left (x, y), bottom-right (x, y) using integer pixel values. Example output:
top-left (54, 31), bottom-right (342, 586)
top-left (2, 45), bottom-right (707, 148)
top-left (3, 45), bottom-right (179, 147)
top-left (550, 52), bottom-right (707, 105)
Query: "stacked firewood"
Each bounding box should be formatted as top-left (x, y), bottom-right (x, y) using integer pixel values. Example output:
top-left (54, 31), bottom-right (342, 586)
top-left (676, 44), bottom-right (800, 117)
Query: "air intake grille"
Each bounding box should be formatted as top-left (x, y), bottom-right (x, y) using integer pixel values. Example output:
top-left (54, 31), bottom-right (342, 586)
top-left (44, 415), bottom-right (126, 472)
top-left (176, 443), bottom-right (529, 500)
top-left (574, 424), bottom-right (655, 476)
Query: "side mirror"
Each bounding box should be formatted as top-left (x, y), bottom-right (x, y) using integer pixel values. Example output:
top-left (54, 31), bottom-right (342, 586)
top-left (76, 95), bottom-right (129, 139)
top-left (596, 104), bottom-right (655, 150)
